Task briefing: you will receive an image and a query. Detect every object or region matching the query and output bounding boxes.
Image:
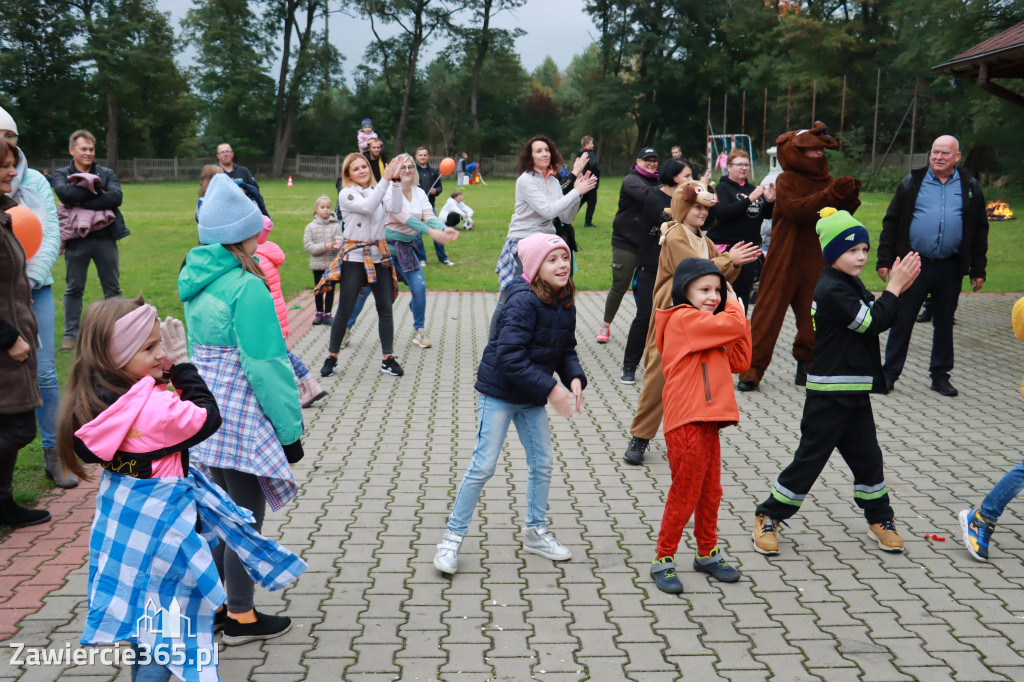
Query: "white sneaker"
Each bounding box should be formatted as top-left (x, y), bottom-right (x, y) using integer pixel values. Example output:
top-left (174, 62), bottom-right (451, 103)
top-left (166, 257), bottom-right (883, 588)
top-left (412, 329), bottom-right (432, 348)
top-left (434, 530), bottom-right (463, 574)
top-left (419, 260), bottom-right (428, 267)
top-left (443, 260), bottom-right (455, 267)
top-left (522, 526), bottom-right (572, 561)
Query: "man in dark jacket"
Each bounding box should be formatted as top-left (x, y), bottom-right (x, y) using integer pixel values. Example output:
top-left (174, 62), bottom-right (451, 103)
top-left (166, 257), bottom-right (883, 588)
top-left (596, 146), bottom-right (659, 344)
top-left (414, 147), bottom-right (452, 266)
top-left (876, 135), bottom-right (989, 397)
top-left (53, 130), bottom-right (129, 351)
top-left (217, 142), bottom-right (258, 188)
top-left (363, 139), bottom-right (387, 183)
top-left (576, 136), bottom-right (600, 228)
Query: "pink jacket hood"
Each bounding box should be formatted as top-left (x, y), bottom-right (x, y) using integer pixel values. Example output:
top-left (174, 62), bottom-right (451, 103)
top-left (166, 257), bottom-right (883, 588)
top-left (74, 376), bottom-right (209, 461)
top-left (255, 240), bottom-right (285, 266)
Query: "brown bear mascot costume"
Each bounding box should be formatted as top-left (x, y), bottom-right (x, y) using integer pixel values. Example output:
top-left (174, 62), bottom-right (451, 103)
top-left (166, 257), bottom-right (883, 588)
top-left (737, 122), bottom-right (861, 390)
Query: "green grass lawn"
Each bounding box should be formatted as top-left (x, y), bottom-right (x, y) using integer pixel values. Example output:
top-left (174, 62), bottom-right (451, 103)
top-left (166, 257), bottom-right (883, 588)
top-left (13, 176), bottom-right (1024, 509)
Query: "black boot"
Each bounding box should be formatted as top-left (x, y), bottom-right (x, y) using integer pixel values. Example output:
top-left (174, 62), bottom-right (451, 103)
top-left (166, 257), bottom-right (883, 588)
top-left (624, 437), bottom-right (649, 465)
top-left (0, 498), bottom-right (51, 528)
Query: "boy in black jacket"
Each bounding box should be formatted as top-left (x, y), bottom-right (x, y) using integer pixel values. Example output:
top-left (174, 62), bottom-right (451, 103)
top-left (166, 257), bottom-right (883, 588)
top-left (752, 208), bottom-right (921, 556)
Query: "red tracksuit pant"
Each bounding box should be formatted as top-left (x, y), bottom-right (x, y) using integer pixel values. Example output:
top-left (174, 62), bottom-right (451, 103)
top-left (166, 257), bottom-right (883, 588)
top-left (656, 422), bottom-right (722, 558)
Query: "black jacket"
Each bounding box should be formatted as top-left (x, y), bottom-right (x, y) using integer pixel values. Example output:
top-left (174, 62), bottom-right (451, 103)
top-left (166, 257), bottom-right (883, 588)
top-left (876, 166), bottom-right (988, 279)
top-left (611, 168), bottom-right (660, 253)
top-left (475, 279), bottom-right (587, 405)
top-left (807, 267), bottom-right (899, 395)
top-left (639, 189), bottom-right (672, 271)
top-left (576, 148), bottom-right (600, 188)
top-left (225, 164), bottom-right (258, 189)
top-left (416, 163), bottom-right (441, 207)
top-left (74, 363), bottom-right (222, 478)
top-left (53, 162), bottom-right (130, 241)
top-left (707, 176), bottom-right (773, 246)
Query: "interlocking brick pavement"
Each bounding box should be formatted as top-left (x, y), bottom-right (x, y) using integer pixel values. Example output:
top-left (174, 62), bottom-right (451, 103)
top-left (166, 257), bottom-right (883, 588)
top-left (2, 289), bottom-right (1024, 680)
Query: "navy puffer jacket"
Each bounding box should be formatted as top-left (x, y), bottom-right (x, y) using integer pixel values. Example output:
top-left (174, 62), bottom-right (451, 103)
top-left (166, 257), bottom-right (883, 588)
top-left (475, 279), bottom-right (587, 405)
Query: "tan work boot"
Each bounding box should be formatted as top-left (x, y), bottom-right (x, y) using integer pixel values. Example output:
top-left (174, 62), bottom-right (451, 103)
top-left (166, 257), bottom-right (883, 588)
top-left (868, 518), bottom-right (904, 553)
top-left (753, 513), bottom-right (781, 555)
top-left (60, 337), bottom-right (76, 351)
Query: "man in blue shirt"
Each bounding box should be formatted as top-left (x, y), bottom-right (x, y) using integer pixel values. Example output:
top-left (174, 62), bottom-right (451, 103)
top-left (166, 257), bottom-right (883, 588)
top-left (876, 135), bottom-right (989, 397)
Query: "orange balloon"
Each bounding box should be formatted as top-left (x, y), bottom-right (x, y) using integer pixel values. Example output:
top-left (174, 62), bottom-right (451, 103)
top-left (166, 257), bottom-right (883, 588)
top-left (439, 157), bottom-right (456, 175)
top-left (6, 204), bottom-right (42, 260)
top-left (6, 205), bottom-right (42, 261)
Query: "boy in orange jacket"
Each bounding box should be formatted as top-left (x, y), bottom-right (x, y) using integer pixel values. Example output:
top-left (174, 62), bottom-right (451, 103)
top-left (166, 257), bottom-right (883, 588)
top-left (649, 257), bottom-right (752, 594)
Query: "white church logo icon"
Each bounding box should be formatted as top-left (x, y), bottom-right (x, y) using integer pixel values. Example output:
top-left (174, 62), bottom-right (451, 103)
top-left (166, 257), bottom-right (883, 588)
top-left (135, 598), bottom-right (194, 639)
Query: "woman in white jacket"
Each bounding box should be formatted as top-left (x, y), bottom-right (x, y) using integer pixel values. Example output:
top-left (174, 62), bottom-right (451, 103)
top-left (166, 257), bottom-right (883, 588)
top-left (318, 153), bottom-right (404, 379)
top-left (489, 135), bottom-right (596, 338)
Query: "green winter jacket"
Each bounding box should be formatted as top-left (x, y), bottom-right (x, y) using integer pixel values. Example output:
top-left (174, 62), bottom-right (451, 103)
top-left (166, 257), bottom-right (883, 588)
top-left (178, 245), bottom-right (302, 446)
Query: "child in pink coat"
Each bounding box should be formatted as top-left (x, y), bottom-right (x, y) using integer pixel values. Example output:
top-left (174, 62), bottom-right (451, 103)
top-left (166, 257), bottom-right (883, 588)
top-left (255, 217), bottom-right (328, 408)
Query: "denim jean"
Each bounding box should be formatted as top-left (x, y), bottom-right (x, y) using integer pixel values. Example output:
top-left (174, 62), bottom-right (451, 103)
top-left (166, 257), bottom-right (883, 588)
top-left (63, 235), bottom-right (121, 339)
top-left (31, 285), bottom-right (59, 449)
top-left (347, 286), bottom-right (370, 329)
top-left (388, 240), bottom-right (427, 330)
top-left (447, 394), bottom-right (553, 536)
top-left (130, 645), bottom-right (173, 682)
top-left (413, 234), bottom-right (448, 264)
top-left (980, 459), bottom-right (1024, 522)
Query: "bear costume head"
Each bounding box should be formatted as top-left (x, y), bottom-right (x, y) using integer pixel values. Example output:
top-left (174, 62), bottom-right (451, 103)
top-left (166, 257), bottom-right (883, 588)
top-left (776, 121), bottom-right (837, 180)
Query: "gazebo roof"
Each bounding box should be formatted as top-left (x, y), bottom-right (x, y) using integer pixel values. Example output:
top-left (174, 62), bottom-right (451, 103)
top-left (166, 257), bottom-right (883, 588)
top-left (933, 21), bottom-right (1024, 78)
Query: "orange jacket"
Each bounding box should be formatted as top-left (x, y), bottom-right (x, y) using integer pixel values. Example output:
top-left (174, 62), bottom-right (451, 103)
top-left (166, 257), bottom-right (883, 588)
top-left (655, 299), bottom-right (751, 433)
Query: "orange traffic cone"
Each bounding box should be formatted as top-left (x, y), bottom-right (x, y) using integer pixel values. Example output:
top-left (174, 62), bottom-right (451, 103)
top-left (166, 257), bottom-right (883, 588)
top-left (287, 176), bottom-right (293, 188)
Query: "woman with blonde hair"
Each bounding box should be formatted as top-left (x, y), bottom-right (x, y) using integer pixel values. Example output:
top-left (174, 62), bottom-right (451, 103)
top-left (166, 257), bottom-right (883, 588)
top-left (317, 152), bottom-right (404, 378)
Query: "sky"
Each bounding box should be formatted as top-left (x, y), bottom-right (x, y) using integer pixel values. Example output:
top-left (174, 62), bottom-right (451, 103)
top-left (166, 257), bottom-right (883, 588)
top-left (156, 0), bottom-right (598, 83)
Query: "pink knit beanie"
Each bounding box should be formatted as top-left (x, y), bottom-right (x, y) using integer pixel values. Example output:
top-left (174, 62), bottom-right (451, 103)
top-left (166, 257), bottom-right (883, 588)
top-left (517, 233), bottom-right (570, 282)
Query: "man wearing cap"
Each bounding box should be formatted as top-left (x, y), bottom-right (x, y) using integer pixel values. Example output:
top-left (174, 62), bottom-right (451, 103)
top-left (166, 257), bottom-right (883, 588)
top-left (876, 135), bottom-right (989, 397)
top-left (53, 129), bottom-right (129, 352)
top-left (595, 146), bottom-right (660, 344)
top-left (217, 143), bottom-right (258, 189)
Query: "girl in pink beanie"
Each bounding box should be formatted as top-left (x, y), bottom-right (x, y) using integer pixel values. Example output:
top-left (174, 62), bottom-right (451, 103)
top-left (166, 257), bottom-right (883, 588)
top-left (433, 232), bottom-right (588, 575)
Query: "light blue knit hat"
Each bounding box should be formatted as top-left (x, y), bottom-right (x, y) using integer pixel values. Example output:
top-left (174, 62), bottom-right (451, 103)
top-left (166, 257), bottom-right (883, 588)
top-left (197, 173), bottom-right (265, 245)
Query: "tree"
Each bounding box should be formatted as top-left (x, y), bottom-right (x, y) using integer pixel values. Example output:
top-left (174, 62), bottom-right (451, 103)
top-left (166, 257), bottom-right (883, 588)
top-left (0, 1), bottom-right (95, 158)
top-left (261, 0), bottom-right (339, 176)
top-left (359, 0), bottom-right (467, 155)
top-left (455, 0), bottom-right (524, 135)
top-left (183, 0), bottom-right (277, 158)
top-left (69, 0), bottom-right (195, 164)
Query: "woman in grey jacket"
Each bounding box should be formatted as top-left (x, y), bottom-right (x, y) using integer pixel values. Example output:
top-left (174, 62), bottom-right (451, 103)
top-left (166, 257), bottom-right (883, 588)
top-left (489, 135), bottom-right (596, 338)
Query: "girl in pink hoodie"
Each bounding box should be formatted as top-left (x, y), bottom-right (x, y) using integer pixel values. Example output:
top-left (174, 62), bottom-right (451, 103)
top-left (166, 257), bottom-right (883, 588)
top-left (55, 296), bottom-right (308, 681)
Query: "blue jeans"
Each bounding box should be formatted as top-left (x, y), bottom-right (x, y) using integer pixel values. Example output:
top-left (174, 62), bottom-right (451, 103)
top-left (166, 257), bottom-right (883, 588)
top-left (447, 394), bottom-right (553, 536)
top-left (32, 286), bottom-right (59, 449)
top-left (388, 240), bottom-right (427, 330)
top-left (981, 459), bottom-right (1024, 522)
top-left (130, 645), bottom-right (173, 682)
top-left (347, 286), bottom-right (370, 329)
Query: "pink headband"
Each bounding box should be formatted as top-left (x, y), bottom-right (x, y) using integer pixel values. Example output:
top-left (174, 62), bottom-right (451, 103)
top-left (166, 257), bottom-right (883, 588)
top-left (110, 304), bottom-right (158, 368)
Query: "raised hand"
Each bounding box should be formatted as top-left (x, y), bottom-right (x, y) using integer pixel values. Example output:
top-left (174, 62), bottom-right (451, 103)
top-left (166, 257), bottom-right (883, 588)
top-left (160, 317), bottom-right (189, 368)
top-left (574, 171), bottom-right (597, 195)
top-left (728, 241), bottom-right (761, 266)
top-left (572, 152), bottom-right (589, 176)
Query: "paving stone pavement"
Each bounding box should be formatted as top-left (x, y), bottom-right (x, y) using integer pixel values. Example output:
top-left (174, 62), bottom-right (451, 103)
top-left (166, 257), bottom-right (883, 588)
top-left (2, 289), bottom-right (1024, 681)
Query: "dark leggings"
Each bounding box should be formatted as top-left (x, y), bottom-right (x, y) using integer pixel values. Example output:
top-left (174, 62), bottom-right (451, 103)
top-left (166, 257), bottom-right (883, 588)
top-left (0, 411), bottom-right (36, 500)
top-left (208, 467), bottom-right (266, 613)
top-left (312, 270), bottom-right (335, 314)
top-left (328, 261), bottom-right (394, 355)
top-left (623, 266), bottom-right (656, 369)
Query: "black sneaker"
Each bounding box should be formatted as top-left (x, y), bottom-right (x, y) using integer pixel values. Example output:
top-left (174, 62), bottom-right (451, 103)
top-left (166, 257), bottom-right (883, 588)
top-left (381, 356), bottom-right (404, 376)
top-left (620, 365), bottom-right (636, 384)
top-left (214, 608), bottom-right (227, 632)
top-left (221, 610), bottom-right (292, 646)
top-left (623, 437), bottom-right (649, 465)
top-left (0, 499), bottom-right (50, 528)
top-left (930, 377), bottom-right (958, 397)
top-left (319, 355), bottom-right (338, 377)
